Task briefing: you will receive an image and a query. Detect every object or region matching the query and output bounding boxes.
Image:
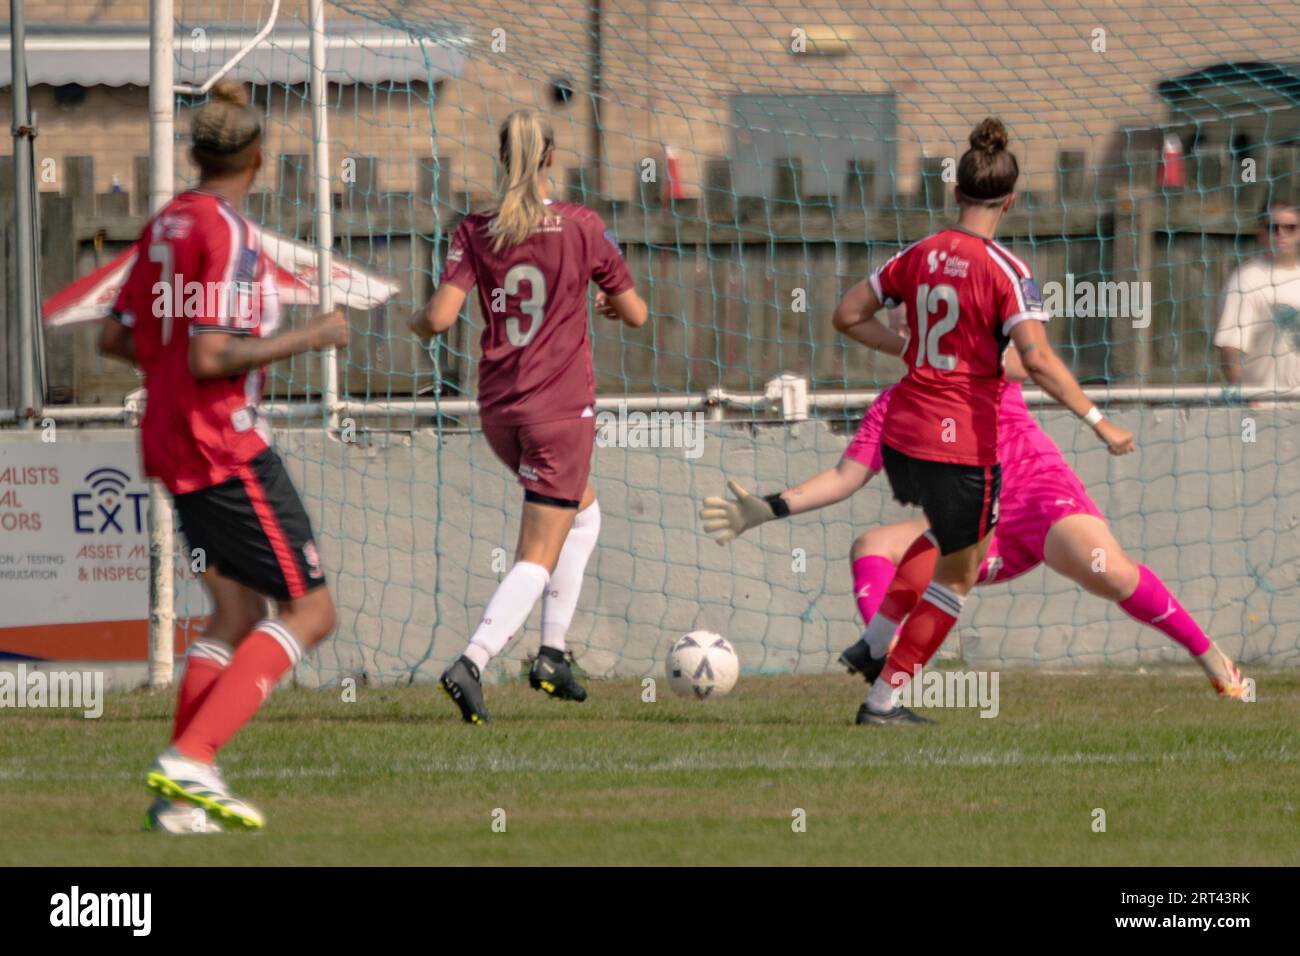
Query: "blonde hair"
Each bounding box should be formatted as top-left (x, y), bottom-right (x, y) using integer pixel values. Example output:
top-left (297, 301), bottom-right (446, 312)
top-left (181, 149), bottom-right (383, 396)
top-left (488, 110), bottom-right (554, 251)
top-left (191, 79), bottom-right (262, 177)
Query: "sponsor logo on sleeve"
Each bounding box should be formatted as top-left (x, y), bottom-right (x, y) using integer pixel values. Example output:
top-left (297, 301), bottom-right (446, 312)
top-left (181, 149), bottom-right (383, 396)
top-left (235, 247), bottom-right (259, 284)
top-left (1020, 277), bottom-right (1044, 310)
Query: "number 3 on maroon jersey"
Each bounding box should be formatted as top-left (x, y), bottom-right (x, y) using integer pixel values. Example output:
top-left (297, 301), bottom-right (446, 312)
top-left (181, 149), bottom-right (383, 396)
top-left (502, 264), bottom-right (546, 347)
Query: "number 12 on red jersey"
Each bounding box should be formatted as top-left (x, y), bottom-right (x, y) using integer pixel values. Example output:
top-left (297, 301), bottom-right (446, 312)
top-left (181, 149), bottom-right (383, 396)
top-left (915, 282), bottom-right (959, 371)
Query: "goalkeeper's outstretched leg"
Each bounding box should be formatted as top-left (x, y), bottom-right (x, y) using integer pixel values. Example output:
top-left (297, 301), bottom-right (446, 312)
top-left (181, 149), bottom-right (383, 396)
top-left (849, 513), bottom-right (1248, 702)
top-left (1040, 514), bottom-right (1247, 698)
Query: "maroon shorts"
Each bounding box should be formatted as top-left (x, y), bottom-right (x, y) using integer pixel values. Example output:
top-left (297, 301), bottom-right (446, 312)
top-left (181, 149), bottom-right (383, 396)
top-left (481, 415), bottom-right (595, 507)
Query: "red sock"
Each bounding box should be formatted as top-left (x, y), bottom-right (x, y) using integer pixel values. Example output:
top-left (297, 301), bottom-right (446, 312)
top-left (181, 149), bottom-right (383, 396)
top-left (880, 583), bottom-right (964, 688)
top-left (174, 622), bottom-right (302, 764)
top-left (172, 640), bottom-right (232, 741)
top-left (878, 533), bottom-right (939, 621)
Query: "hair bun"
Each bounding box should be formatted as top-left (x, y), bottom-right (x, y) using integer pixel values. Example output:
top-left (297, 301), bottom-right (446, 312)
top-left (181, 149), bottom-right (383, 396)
top-left (969, 117), bottom-right (1009, 155)
top-left (209, 78), bottom-right (250, 108)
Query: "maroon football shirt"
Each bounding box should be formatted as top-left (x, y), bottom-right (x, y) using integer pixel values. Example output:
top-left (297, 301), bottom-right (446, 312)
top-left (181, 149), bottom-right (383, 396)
top-left (439, 200), bottom-right (634, 425)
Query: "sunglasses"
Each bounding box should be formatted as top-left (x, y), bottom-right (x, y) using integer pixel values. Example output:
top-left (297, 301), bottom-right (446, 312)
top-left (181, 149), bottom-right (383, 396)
top-left (1268, 221), bottom-right (1299, 234)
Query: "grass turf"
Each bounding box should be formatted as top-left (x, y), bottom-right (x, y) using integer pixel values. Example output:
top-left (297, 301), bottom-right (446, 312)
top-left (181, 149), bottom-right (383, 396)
top-left (1, 670), bottom-right (1297, 865)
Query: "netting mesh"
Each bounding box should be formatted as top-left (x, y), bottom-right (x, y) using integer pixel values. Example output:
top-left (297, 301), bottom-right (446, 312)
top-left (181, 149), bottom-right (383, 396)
top-left (168, 1), bottom-right (1299, 681)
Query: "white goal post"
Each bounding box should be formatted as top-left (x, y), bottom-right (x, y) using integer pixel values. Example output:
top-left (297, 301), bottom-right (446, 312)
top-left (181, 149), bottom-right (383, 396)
top-left (145, 0), bottom-right (338, 686)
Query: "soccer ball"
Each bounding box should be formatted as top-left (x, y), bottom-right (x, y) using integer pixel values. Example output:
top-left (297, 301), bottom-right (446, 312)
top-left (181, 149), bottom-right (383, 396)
top-left (666, 631), bottom-right (739, 700)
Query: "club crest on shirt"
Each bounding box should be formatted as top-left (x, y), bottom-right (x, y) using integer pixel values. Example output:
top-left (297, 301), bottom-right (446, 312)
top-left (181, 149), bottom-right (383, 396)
top-left (230, 407), bottom-right (255, 432)
top-left (303, 541), bottom-right (323, 578)
top-left (158, 213), bottom-right (193, 240)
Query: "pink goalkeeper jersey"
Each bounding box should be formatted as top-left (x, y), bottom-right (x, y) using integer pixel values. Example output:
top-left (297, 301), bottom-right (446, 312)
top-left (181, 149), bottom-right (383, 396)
top-left (846, 380), bottom-right (1104, 583)
top-left (844, 380), bottom-right (1062, 478)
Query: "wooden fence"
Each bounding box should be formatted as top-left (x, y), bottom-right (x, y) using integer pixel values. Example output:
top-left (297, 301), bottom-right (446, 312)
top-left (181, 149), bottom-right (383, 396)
top-left (2, 148), bottom-right (1297, 412)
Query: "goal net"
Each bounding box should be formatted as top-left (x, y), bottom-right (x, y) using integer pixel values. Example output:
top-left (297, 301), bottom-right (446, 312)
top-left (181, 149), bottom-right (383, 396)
top-left (164, 0), bottom-right (1300, 683)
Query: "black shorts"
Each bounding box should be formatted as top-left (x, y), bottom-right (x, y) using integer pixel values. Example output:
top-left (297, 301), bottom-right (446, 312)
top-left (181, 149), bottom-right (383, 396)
top-left (173, 448), bottom-right (326, 602)
top-left (880, 442), bottom-right (1001, 556)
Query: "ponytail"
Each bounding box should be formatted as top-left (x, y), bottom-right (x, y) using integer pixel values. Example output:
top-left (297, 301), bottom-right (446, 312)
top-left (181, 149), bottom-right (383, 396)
top-left (488, 110), bottom-right (555, 251)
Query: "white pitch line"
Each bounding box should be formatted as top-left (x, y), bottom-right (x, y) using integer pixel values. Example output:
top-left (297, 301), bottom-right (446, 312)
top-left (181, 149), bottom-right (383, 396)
top-left (1, 746), bottom-right (1295, 783)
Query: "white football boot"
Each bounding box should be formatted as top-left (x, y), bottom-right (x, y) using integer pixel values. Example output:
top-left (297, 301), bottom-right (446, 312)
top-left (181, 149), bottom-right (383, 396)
top-left (146, 746), bottom-right (265, 830)
top-left (143, 797), bottom-right (224, 834)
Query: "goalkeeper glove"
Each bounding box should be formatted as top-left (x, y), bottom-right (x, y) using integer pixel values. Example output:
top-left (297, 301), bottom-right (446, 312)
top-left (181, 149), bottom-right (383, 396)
top-left (699, 479), bottom-right (790, 544)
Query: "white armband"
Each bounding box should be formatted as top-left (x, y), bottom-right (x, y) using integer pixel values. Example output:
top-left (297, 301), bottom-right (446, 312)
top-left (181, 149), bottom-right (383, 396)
top-left (1082, 406), bottom-right (1104, 427)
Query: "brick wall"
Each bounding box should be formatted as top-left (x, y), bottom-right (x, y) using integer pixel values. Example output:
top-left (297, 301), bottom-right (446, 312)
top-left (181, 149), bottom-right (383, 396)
top-left (5, 1), bottom-right (1298, 203)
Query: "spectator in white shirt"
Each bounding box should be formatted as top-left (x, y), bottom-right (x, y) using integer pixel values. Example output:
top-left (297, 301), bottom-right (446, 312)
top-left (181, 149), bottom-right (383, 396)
top-left (1214, 196), bottom-right (1300, 391)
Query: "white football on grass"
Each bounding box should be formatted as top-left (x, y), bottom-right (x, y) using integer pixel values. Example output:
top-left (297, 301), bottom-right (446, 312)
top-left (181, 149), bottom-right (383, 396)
top-left (666, 631), bottom-right (739, 699)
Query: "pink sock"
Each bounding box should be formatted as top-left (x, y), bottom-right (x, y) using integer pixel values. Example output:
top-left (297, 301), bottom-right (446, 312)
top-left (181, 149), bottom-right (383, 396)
top-left (1118, 564), bottom-right (1211, 657)
top-left (851, 555), bottom-right (897, 625)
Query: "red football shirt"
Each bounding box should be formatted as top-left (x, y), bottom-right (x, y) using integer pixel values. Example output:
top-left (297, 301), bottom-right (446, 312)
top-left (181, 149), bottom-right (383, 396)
top-left (870, 227), bottom-right (1048, 465)
top-left (111, 190), bottom-right (281, 494)
top-left (438, 200), bottom-right (634, 424)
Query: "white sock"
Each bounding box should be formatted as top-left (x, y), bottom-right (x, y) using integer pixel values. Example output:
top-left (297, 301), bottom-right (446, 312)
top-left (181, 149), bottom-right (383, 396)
top-left (866, 675), bottom-right (900, 713)
top-left (862, 613), bottom-right (900, 657)
top-left (465, 561), bottom-right (551, 670)
top-left (541, 501), bottom-right (601, 652)
top-left (187, 638), bottom-right (233, 668)
top-left (253, 618), bottom-right (306, 667)
top-left (463, 644), bottom-right (491, 672)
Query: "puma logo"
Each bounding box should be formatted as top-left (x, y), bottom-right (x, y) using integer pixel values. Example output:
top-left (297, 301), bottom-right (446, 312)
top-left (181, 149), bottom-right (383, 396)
top-left (1151, 600), bottom-right (1177, 625)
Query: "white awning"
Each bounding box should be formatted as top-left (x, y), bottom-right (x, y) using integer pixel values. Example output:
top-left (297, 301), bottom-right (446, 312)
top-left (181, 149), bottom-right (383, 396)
top-left (0, 23), bottom-right (471, 88)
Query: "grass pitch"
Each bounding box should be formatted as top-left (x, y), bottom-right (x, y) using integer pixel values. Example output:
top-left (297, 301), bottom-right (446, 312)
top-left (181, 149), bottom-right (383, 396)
top-left (1, 670), bottom-right (1297, 866)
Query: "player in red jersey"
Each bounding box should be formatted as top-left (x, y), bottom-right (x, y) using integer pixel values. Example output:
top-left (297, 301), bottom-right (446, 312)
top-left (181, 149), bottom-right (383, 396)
top-left (712, 118), bottom-right (1133, 725)
top-left (700, 344), bottom-right (1248, 704)
top-left (411, 109), bottom-right (648, 722)
top-left (99, 81), bottom-right (348, 831)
